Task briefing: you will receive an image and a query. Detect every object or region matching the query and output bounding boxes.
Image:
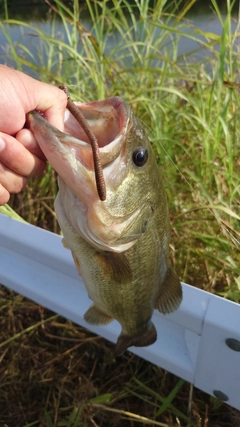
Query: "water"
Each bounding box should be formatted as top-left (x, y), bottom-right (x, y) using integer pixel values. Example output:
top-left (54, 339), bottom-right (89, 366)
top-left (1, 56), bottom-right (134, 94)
top-left (0, 1), bottom-right (238, 75)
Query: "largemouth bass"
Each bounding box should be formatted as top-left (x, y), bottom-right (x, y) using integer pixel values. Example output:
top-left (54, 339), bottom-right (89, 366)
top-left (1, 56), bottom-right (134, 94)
top-left (27, 96), bottom-right (182, 356)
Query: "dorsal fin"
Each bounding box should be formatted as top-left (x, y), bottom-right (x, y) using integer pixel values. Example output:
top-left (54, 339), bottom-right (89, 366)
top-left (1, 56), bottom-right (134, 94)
top-left (155, 268), bottom-right (182, 314)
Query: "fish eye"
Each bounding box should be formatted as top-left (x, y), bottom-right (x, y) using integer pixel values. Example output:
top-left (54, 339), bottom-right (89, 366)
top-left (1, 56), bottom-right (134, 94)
top-left (132, 147), bottom-right (148, 167)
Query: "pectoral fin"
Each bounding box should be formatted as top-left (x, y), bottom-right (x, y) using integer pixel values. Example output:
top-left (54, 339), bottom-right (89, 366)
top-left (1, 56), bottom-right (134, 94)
top-left (96, 251), bottom-right (132, 284)
top-left (155, 268), bottom-right (182, 314)
top-left (84, 304), bottom-right (114, 325)
top-left (115, 322), bottom-right (157, 356)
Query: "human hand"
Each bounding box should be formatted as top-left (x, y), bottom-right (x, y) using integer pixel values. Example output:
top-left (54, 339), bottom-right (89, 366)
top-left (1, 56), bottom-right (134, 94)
top-left (0, 65), bottom-right (67, 205)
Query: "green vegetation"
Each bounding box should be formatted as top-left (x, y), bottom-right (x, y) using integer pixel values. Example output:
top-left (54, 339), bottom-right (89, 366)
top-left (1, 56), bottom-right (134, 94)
top-left (0, 0), bottom-right (240, 425)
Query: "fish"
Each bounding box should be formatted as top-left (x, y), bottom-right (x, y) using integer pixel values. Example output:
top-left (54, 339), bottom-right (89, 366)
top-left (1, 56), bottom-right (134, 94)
top-left (26, 96), bottom-right (182, 356)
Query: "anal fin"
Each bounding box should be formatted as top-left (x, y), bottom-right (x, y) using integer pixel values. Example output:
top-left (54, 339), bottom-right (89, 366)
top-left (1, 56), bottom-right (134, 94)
top-left (155, 267), bottom-right (182, 314)
top-left (84, 304), bottom-right (114, 325)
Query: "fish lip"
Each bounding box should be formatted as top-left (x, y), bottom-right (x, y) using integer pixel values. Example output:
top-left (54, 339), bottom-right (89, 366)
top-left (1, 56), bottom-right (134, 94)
top-left (63, 96), bottom-right (130, 168)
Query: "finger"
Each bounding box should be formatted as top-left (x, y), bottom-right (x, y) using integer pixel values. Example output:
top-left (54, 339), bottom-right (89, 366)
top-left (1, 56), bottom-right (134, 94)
top-left (16, 128), bottom-right (46, 160)
top-left (37, 85), bottom-right (67, 131)
top-left (0, 161), bottom-right (27, 195)
top-left (0, 133), bottom-right (46, 177)
top-left (0, 66), bottom-right (68, 134)
top-left (0, 183), bottom-right (10, 206)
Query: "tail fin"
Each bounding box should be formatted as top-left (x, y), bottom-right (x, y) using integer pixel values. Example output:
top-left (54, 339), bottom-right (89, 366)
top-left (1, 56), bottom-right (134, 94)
top-left (115, 322), bottom-right (157, 356)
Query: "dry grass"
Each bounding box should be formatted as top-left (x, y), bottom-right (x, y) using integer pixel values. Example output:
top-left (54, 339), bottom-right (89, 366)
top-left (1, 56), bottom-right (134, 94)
top-left (1, 285), bottom-right (240, 427)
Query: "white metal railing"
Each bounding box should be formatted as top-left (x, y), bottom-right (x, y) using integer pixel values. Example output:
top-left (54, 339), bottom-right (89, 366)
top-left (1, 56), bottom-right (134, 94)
top-left (0, 213), bottom-right (240, 411)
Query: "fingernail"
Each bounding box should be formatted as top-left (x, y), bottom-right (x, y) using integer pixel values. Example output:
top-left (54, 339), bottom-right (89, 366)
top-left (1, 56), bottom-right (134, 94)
top-left (0, 137), bottom-right (6, 152)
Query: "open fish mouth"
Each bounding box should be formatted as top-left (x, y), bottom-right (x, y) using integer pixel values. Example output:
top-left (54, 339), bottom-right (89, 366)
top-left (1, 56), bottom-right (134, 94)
top-left (26, 97), bottom-right (131, 208)
top-left (64, 97), bottom-right (129, 148)
top-left (27, 96), bottom-right (131, 202)
top-left (27, 96), bottom-right (130, 168)
top-left (63, 96), bottom-right (131, 170)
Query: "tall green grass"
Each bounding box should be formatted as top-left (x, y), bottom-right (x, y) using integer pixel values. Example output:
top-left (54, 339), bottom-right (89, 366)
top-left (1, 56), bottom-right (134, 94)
top-left (1, 0), bottom-right (239, 298)
top-left (0, 1), bottom-right (240, 425)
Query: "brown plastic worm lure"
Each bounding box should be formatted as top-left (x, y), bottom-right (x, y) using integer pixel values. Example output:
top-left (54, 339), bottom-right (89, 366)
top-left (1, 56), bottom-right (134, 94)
top-left (59, 85), bottom-right (106, 201)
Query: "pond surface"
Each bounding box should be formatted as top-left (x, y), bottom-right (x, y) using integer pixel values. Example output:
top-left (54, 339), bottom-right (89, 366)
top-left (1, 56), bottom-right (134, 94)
top-left (0, 1), bottom-right (238, 74)
top-left (0, 0), bottom-right (237, 21)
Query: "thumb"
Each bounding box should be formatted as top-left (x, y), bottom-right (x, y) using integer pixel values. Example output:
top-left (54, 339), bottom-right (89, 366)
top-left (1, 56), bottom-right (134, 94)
top-left (36, 85), bottom-right (68, 132)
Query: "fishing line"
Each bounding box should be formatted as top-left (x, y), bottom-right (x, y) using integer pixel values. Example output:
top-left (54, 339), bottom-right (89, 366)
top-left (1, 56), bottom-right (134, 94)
top-left (141, 119), bottom-right (240, 249)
